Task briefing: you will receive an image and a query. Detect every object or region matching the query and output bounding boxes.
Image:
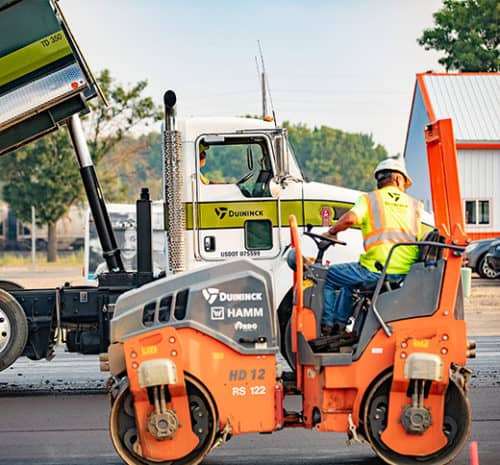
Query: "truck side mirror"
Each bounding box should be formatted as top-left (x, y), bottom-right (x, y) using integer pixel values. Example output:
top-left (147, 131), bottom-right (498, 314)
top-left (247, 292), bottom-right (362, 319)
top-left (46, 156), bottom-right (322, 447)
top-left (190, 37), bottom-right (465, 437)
top-left (275, 133), bottom-right (289, 178)
top-left (269, 179), bottom-right (281, 198)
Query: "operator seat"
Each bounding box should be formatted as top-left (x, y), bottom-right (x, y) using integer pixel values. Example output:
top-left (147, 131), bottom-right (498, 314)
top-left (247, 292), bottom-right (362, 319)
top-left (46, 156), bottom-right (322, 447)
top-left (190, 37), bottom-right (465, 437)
top-left (251, 170), bottom-right (272, 197)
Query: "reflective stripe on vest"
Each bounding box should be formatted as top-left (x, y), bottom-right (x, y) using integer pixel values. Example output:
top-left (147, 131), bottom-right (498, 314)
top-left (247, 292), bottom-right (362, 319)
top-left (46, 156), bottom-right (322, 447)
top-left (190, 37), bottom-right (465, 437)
top-left (411, 198), bottom-right (421, 235)
top-left (364, 191), bottom-right (418, 250)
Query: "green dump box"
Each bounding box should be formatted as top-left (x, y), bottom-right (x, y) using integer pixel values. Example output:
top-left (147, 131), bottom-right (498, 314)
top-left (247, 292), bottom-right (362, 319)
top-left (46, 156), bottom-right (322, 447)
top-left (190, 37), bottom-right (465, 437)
top-left (0, 0), bottom-right (99, 155)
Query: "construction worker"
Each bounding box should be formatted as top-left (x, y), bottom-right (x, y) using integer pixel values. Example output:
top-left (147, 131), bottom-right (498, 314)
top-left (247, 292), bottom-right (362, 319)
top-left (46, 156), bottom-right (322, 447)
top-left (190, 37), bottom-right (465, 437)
top-left (199, 142), bottom-right (217, 185)
top-left (320, 158), bottom-right (423, 336)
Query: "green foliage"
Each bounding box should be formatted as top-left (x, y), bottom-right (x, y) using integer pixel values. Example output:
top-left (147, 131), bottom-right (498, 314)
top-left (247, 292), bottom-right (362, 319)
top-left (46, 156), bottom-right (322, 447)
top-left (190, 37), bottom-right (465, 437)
top-left (418, 0), bottom-right (500, 71)
top-left (284, 123), bottom-right (389, 192)
top-left (99, 132), bottom-right (164, 201)
top-left (111, 123), bottom-right (389, 194)
top-left (85, 69), bottom-right (163, 201)
top-left (0, 70), bottom-right (162, 258)
top-left (0, 129), bottom-right (81, 226)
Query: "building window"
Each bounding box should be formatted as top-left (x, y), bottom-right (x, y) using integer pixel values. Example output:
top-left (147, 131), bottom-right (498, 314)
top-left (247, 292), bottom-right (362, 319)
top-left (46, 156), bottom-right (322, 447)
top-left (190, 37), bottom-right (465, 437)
top-left (465, 200), bottom-right (490, 225)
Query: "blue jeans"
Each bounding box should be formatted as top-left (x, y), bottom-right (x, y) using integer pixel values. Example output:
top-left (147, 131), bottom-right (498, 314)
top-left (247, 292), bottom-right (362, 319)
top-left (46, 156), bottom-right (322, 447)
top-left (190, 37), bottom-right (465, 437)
top-left (321, 262), bottom-right (403, 326)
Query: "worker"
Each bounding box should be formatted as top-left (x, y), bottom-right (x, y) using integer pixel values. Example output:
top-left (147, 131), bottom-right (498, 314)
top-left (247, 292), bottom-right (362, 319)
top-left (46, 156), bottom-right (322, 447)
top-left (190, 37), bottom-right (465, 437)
top-left (320, 158), bottom-right (423, 337)
top-left (199, 142), bottom-right (214, 185)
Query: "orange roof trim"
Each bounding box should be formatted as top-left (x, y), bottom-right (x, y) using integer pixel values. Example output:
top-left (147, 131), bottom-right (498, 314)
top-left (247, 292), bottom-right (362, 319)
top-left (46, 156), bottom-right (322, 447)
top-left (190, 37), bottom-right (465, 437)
top-left (456, 143), bottom-right (500, 149)
top-left (416, 74), bottom-right (436, 121)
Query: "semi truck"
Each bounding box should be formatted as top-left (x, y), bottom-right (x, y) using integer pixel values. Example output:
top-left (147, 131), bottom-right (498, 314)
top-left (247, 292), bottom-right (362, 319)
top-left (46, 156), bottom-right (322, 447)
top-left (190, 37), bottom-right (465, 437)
top-left (0, 0), bottom-right (363, 371)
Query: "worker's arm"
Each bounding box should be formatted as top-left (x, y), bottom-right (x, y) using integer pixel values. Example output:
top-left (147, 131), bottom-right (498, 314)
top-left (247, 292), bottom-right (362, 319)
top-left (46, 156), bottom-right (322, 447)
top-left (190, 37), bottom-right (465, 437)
top-left (323, 211), bottom-right (357, 239)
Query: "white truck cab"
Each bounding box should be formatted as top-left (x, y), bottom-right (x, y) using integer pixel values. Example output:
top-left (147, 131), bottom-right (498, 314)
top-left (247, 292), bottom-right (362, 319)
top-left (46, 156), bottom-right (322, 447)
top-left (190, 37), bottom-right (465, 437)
top-left (163, 113), bottom-right (364, 314)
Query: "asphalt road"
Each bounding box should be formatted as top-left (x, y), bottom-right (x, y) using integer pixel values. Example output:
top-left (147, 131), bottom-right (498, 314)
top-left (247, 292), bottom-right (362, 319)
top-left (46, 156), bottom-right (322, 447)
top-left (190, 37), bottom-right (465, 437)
top-left (0, 337), bottom-right (498, 465)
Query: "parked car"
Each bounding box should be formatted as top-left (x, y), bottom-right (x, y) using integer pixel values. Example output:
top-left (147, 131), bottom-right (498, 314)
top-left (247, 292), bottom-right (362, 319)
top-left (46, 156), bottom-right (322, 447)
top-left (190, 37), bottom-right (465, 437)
top-left (485, 240), bottom-right (500, 274)
top-left (464, 237), bottom-right (500, 279)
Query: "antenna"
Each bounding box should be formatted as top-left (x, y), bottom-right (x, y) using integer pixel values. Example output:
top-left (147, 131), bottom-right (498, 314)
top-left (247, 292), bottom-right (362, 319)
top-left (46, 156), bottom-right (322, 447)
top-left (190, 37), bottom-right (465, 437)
top-left (257, 40), bottom-right (277, 126)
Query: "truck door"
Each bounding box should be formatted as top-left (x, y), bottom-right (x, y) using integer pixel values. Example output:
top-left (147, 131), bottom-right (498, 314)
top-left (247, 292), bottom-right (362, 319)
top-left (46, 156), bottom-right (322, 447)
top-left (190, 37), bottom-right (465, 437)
top-left (194, 134), bottom-right (280, 262)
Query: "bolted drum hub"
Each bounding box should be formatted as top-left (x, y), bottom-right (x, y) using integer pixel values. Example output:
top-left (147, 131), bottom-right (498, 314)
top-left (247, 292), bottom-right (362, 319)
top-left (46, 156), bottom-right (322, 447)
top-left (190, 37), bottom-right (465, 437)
top-left (147, 409), bottom-right (179, 440)
top-left (400, 404), bottom-right (432, 435)
top-left (0, 308), bottom-right (12, 353)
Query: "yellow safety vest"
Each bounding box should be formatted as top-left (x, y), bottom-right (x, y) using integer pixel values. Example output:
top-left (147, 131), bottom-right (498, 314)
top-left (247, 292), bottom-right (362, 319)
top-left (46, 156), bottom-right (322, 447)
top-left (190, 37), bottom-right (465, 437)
top-left (200, 173), bottom-right (210, 185)
top-left (352, 186), bottom-right (422, 274)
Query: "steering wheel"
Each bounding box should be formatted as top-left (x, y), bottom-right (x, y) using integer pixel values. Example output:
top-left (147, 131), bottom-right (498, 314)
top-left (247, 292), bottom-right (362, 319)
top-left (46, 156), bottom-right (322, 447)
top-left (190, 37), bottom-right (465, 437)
top-left (237, 171), bottom-right (254, 185)
top-left (304, 225), bottom-right (346, 264)
top-left (304, 230), bottom-right (347, 247)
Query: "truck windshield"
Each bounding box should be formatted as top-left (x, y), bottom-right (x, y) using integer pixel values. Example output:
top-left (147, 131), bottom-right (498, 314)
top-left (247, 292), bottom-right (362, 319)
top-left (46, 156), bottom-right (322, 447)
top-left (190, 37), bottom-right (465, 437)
top-left (199, 136), bottom-right (274, 197)
top-left (286, 142), bottom-right (304, 180)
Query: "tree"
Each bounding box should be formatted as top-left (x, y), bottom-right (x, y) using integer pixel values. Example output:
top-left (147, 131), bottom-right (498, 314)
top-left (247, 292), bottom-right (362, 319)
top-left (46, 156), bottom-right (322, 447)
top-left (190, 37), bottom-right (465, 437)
top-left (0, 70), bottom-right (162, 261)
top-left (418, 0), bottom-right (499, 72)
top-left (1, 130), bottom-right (82, 261)
top-left (285, 123), bottom-right (389, 192)
top-left (85, 69), bottom-right (163, 201)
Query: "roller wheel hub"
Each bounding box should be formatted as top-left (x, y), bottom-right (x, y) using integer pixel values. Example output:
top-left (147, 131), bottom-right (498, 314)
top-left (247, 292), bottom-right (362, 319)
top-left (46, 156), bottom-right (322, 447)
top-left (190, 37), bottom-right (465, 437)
top-left (400, 404), bottom-right (432, 435)
top-left (148, 409), bottom-right (179, 440)
top-left (363, 372), bottom-right (471, 465)
top-left (110, 375), bottom-right (217, 465)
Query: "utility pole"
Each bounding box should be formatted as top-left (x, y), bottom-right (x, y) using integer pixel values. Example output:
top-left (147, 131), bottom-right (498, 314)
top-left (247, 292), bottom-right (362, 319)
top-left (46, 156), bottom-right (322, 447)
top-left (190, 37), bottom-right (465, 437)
top-left (31, 205), bottom-right (36, 269)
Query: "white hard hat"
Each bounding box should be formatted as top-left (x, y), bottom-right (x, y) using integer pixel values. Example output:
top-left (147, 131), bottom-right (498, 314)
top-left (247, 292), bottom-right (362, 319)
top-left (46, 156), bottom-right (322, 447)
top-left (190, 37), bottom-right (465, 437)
top-left (374, 158), bottom-right (413, 188)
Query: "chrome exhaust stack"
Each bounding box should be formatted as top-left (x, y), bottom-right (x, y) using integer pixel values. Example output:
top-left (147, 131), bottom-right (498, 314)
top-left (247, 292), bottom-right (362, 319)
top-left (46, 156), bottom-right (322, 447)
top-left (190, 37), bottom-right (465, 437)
top-left (163, 90), bottom-right (186, 273)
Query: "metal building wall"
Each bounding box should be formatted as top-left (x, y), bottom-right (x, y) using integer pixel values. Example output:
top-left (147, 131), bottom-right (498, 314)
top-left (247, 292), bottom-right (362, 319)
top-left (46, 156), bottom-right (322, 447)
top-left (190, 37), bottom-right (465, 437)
top-left (405, 84), bottom-right (432, 211)
top-left (458, 149), bottom-right (500, 238)
top-left (405, 73), bottom-right (500, 240)
top-left (423, 74), bottom-right (500, 143)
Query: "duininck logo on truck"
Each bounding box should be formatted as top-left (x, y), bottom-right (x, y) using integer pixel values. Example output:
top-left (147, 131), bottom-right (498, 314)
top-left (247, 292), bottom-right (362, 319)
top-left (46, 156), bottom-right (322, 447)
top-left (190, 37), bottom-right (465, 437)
top-left (214, 207), bottom-right (263, 219)
top-left (184, 200), bottom-right (353, 230)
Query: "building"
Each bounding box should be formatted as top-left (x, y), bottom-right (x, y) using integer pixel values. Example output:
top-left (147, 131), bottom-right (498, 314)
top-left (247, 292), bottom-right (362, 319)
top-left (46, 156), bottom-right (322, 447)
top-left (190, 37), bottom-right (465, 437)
top-left (404, 72), bottom-right (500, 240)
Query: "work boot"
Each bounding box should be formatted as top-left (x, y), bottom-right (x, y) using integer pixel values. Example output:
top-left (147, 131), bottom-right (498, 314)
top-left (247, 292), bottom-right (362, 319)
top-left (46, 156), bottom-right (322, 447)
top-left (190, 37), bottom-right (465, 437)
top-left (320, 324), bottom-right (333, 337)
top-left (331, 322), bottom-right (347, 336)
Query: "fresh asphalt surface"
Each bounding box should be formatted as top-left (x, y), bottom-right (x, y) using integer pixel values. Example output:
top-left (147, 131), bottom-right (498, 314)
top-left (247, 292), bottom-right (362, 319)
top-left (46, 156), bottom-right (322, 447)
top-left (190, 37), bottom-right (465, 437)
top-left (0, 337), bottom-right (498, 465)
top-left (0, 269), bottom-right (497, 464)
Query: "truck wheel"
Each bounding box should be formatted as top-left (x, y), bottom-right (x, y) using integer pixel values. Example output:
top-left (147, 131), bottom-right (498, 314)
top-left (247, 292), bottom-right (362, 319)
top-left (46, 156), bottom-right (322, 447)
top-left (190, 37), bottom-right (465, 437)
top-left (0, 280), bottom-right (24, 291)
top-left (478, 255), bottom-right (500, 279)
top-left (0, 289), bottom-right (28, 372)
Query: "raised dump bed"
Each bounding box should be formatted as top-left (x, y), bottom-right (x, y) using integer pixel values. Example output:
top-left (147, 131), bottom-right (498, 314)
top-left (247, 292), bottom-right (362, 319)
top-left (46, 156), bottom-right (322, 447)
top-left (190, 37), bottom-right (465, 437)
top-left (0, 0), bottom-right (100, 155)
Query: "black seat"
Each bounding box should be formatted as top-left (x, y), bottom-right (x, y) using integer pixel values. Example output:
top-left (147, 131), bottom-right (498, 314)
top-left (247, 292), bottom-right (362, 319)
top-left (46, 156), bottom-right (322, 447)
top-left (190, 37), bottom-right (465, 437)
top-left (251, 170), bottom-right (272, 197)
top-left (417, 228), bottom-right (443, 262)
top-left (350, 275), bottom-right (403, 338)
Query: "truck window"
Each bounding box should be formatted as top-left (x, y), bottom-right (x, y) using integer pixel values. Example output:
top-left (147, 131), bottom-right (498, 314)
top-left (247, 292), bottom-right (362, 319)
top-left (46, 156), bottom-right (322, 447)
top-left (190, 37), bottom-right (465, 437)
top-left (199, 137), bottom-right (273, 198)
top-left (245, 219), bottom-right (273, 250)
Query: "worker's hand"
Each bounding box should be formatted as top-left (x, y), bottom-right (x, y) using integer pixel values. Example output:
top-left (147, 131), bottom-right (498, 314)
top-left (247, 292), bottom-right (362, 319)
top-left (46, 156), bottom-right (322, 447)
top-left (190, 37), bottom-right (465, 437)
top-left (322, 230), bottom-right (337, 240)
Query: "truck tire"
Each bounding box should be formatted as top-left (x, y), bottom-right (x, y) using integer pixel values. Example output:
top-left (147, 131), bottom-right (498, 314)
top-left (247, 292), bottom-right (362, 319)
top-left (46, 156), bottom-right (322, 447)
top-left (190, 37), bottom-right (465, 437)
top-left (0, 289), bottom-right (28, 372)
top-left (0, 280), bottom-right (24, 291)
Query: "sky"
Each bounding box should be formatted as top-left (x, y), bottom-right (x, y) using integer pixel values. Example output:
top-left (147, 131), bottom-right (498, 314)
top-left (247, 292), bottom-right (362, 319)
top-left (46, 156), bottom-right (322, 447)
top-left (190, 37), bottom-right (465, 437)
top-left (59, 0), bottom-right (445, 156)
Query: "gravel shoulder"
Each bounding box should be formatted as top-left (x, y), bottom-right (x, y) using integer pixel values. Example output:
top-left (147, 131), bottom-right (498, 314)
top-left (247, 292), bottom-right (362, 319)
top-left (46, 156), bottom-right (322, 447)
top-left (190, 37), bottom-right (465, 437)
top-left (0, 266), bottom-right (498, 336)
